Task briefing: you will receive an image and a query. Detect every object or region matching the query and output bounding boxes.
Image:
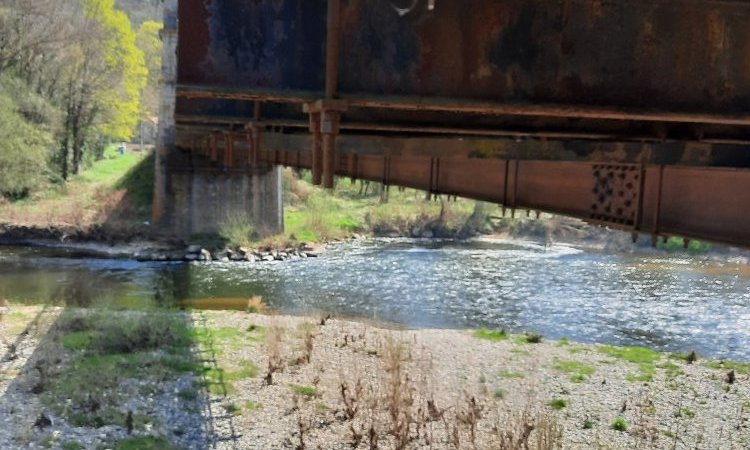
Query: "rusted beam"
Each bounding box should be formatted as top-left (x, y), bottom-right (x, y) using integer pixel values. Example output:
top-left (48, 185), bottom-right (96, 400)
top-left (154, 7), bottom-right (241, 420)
top-left (243, 145), bottom-right (750, 247)
top-left (175, 115), bottom-right (750, 147)
top-left (175, 85), bottom-right (750, 127)
top-left (343, 96), bottom-right (750, 126)
top-left (176, 85), bottom-right (314, 104)
top-left (308, 111), bottom-right (323, 185)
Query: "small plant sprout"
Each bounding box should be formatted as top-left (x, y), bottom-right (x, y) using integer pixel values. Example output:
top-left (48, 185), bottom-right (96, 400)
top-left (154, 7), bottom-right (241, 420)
top-left (612, 416), bottom-right (628, 432)
top-left (525, 332), bottom-right (543, 344)
top-left (549, 398), bottom-right (568, 410)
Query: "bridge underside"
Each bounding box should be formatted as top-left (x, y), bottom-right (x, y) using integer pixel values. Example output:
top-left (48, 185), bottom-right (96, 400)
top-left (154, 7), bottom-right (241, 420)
top-left (159, 0), bottom-right (750, 246)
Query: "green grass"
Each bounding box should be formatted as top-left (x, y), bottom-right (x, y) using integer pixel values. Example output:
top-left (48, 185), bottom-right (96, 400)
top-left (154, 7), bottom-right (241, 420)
top-left (625, 364), bottom-right (656, 383)
top-left (291, 384), bottom-right (318, 399)
top-left (0, 146), bottom-right (154, 227)
top-left (703, 360), bottom-right (750, 374)
top-left (658, 361), bottom-right (685, 379)
top-left (62, 442), bottom-right (83, 450)
top-left (674, 407), bottom-right (695, 418)
top-left (203, 361), bottom-right (258, 396)
top-left (553, 359), bottom-right (596, 382)
top-left (524, 332), bottom-right (543, 344)
top-left (549, 398), bottom-right (568, 410)
top-left (44, 310), bottom-right (199, 428)
top-left (599, 345), bottom-right (660, 364)
top-left (498, 370), bottom-right (525, 379)
top-left (473, 328), bottom-right (508, 342)
top-left (658, 236), bottom-right (711, 253)
top-left (510, 348), bottom-right (531, 356)
top-left (114, 437), bottom-right (176, 450)
top-left (280, 169), bottom-right (481, 245)
top-left (218, 212), bottom-right (257, 247)
top-left (61, 331), bottom-right (94, 351)
top-left (225, 403), bottom-right (242, 416)
top-left (611, 416), bottom-right (628, 432)
top-left (244, 400), bottom-right (263, 412)
top-left (598, 345), bottom-right (661, 383)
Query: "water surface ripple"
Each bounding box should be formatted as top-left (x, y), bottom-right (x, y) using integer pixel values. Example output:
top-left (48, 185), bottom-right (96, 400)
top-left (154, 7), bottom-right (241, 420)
top-left (1, 240), bottom-right (749, 360)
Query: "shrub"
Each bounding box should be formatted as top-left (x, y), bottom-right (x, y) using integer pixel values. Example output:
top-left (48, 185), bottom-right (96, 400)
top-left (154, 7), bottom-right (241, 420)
top-left (611, 416), bottom-right (628, 431)
top-left (218, 212), bottom-right (257, 247)
top-left (0, 83), bottom-right (54, 198)
top-left (549, 398), bottom-right (567, 410)
top-left (473, 328), bottom-right (508, 342)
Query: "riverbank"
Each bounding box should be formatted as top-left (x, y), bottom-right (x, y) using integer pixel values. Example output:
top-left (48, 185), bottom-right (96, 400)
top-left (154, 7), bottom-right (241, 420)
top-left (1, 305), bottom-right (748, 449)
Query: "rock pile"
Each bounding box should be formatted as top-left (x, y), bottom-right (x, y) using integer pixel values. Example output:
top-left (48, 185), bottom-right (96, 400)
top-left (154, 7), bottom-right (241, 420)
top-left (135, 245), bottom-right (320, 263)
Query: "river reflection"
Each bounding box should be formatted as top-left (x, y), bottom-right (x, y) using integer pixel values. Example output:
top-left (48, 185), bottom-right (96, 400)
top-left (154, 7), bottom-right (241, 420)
top-left (0, 240), bottom-right (748, 360)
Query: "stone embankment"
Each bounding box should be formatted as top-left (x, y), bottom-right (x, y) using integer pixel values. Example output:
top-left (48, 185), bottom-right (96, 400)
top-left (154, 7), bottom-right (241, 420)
top-left (141, 245), bottom-right (320, 263)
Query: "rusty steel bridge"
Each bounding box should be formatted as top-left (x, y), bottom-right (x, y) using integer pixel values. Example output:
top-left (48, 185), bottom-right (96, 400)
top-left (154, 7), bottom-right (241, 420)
top-left (154, 0), bottom-right (750, 247)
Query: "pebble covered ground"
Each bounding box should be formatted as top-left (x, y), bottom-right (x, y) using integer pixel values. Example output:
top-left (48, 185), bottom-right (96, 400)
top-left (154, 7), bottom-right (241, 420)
top-left (1, 305), bottom-right (749, 449)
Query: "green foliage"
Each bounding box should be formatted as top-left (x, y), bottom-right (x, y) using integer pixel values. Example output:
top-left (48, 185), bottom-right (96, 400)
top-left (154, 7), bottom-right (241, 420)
top-left (136, 20), bottom-right (163, 116)
top-left (553, 359), bottom-right (595, 382)
top-left (245, 400), bottom-right (263, 411)
top-left (674, 407), bottom-right (695, 418)
top-left (658, 361), bottom-right (685, 379)
top-left (282, 169), bottom-right (479, 244)
top-left (611, 416), bottom-right (628, 432)
top-left (549, 398), bottom-right (568, 410)
top-left (225, 403), bottom-right (242, 416)
top-left (62, 442), bottom-right (84, 450)
top-left (114, 437), bottom-right (176, 450)
top-left (113, 150), bottom-right (155, 221)
top-left (291, 384), bottom-right (318, 399)
top-left (0, 80), bottom-right (54, 198)
top-left (599, 345), bottom-right (660, 364)
top-left (62, 331), bottom-right (95, 351)
top-left (659, 236), bottom-right (711, 253)
top-left (524, 332), bottom-right (544, 344)
top-left (42, 310), bottom-right (203, 431)
top-left (473, 328), bottom-right (508, 342)
top-left (625, 364), bottom-right (655, 383)
top-left (498, 370), bottom-right (525, 379)
top-left (84, 0), bottom-right (147, 141)
top-left (218, 212), bottom-right (257, 248)
top-left (704, 360), bottom-right (750, 374)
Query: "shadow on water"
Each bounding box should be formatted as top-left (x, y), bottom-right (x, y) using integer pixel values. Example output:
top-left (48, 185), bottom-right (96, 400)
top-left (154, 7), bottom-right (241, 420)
top-left (0, 267), bottom-right (243, 449)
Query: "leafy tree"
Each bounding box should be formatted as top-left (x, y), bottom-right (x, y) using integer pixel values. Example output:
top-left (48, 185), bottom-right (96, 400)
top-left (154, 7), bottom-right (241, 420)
top-left (57, 0), bottom-right (147, 178)
top-left (84, 0), bottom-right (147, 142)
top-left (0, 79), bottom-right (53, 197)
top-left (136, 20), bottom-right (163, 118)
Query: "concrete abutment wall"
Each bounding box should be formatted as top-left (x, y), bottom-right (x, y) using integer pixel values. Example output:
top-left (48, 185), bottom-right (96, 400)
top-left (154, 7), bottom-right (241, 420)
top-left (152, 0), bottom-right (283, 239)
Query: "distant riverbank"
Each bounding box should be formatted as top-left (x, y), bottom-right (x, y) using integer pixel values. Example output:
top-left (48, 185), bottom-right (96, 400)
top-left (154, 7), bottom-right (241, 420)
top-left (1, 305), bottom-right (748, 449)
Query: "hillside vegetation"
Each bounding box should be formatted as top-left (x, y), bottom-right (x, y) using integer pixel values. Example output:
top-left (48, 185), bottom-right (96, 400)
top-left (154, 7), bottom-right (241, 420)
top-left (0, 0), bottom-right (161, 201)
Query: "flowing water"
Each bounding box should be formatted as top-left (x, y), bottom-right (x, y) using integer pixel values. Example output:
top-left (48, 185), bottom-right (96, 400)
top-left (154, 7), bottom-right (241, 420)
top-left (1, 239), bottom-right (749, 360)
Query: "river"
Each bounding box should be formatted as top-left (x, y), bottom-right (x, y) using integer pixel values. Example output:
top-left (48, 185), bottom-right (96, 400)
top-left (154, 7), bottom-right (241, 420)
top-left (1, 239), bottom-right (749, 361)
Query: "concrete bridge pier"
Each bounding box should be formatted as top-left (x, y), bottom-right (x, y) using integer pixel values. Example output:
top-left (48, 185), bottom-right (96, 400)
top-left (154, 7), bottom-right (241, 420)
top-left (151, 0), bottom-right (283, 239)
top-left (157, 167), bottom-right (283, 238)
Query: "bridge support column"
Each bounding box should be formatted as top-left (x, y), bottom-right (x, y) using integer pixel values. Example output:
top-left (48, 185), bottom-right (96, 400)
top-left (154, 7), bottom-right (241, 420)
top-left (304, 100), bottom-right (347, 189)
top-left (152, 0), bottom-right (283, 239)
top-left (161, 167), bottom-right (283, 239)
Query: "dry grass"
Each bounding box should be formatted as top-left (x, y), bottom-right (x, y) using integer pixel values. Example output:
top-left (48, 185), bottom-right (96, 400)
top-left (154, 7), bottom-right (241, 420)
top-left (264, 320), bottom-right (284, 385)
top-left (246, 296), bottom-right (267, 314)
